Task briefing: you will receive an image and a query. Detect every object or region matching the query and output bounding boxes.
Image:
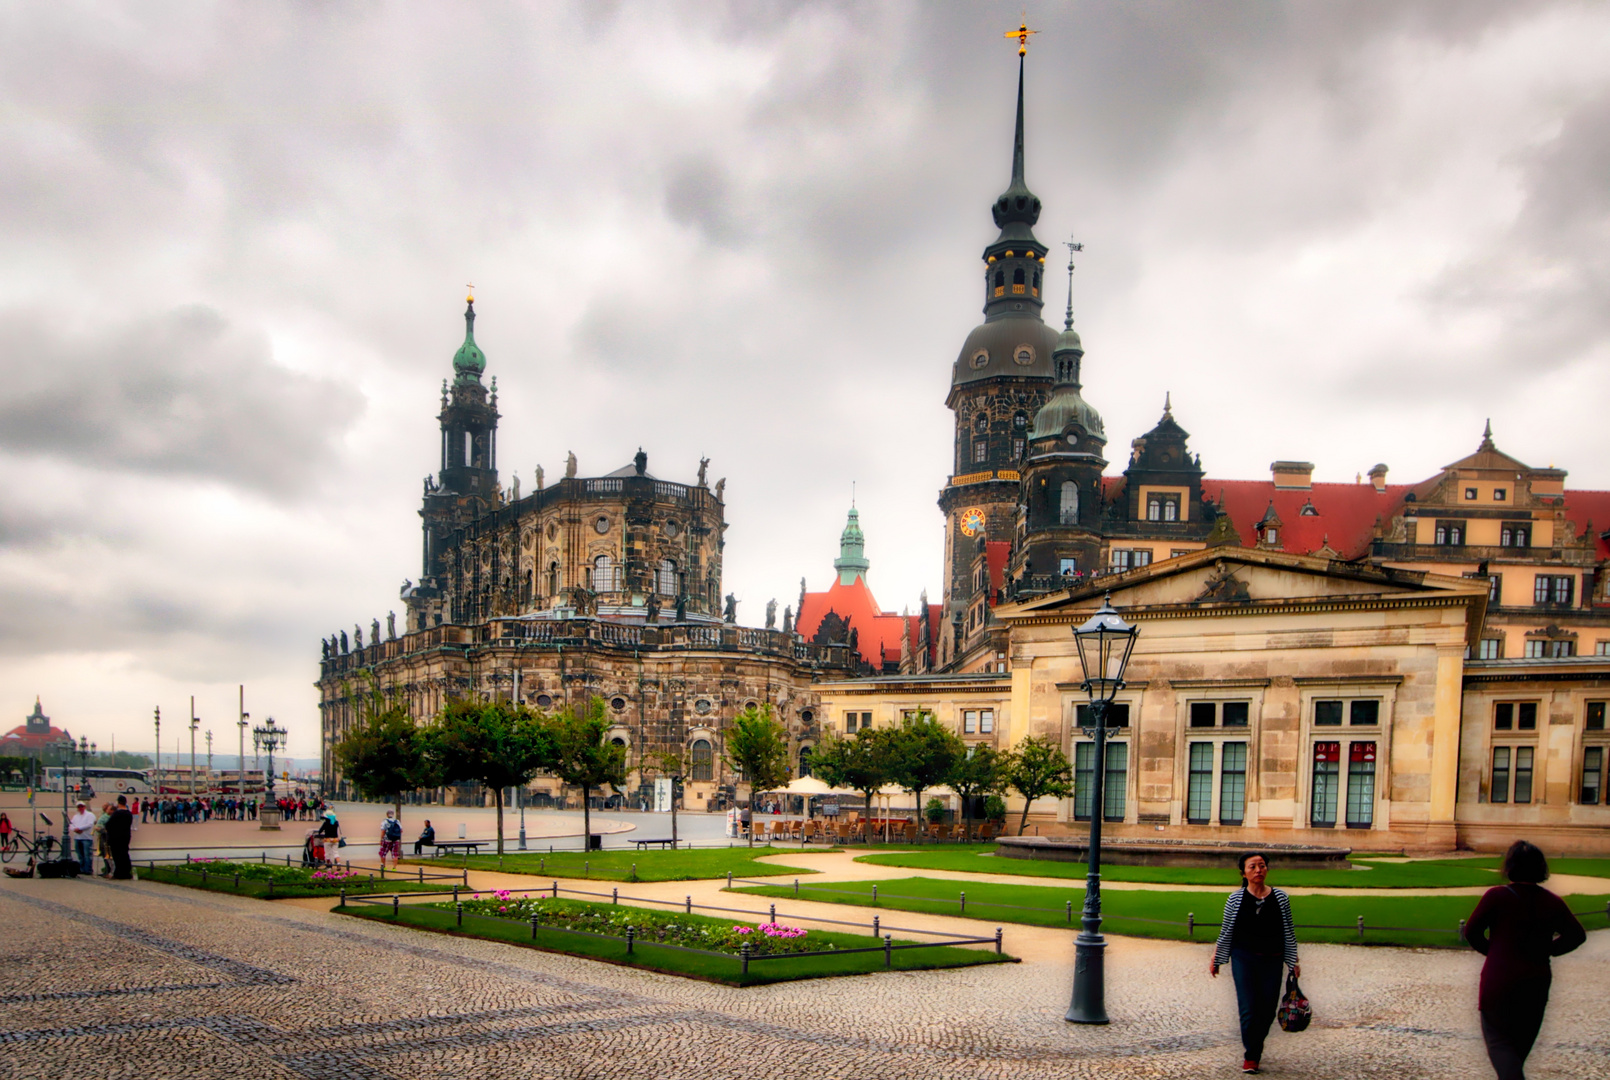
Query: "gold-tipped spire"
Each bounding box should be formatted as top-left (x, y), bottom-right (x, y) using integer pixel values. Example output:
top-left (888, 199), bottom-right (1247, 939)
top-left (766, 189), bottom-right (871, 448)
top-left (466, 282), bottom-right (475, 304)
top-left (1005, 19), bottom-right (1038, 56)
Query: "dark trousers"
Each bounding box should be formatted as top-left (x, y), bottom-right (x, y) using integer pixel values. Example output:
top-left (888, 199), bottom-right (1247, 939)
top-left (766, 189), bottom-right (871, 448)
top-left (1230, 949), bottom-right (1284, 1063)
top-left (1481, 1003), bottom-right (1547, 1080)
top-left (110, 841), bottom-right (132, 880)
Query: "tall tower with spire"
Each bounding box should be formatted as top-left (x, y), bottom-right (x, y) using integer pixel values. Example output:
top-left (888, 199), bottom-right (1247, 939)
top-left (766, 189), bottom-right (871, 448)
top-left (937, 45), bottom-right (1060, 653)
top-left (418, 293), bottom-right (501, 593)
top-left (834, 506), bottom-right (871, 586)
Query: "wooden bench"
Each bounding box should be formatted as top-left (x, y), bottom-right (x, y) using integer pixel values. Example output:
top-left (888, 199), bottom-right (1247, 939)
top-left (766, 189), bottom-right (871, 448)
top-left (633, 838), bottom-right (679, 850)
top-left (433, 841), bottom-right (482, 857)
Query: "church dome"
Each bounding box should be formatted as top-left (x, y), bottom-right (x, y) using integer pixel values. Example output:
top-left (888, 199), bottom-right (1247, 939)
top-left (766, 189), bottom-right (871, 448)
top-left (1030, 386), bottom-right (1104, 441)
top-left (951, 315), bottom-right (1059, 389)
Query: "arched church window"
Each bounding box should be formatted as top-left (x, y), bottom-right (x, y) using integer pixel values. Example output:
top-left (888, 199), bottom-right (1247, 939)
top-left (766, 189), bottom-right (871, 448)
top-left (798, 745), bottom-right (814, 778)
top-left (691, 739), bottom-right (713, 782)
top-left (593, 554), bottom-right (618, 592)
top-left (547, 561), bottom-right (560, 596)
top-left (974, 413), bottom-right (988, 433)
top-left (656, 559), bottom-right (677, 596)
top-left (993, 269), bottom-right (1005, 288)
top-left (1013, 412), bottom-right (1027, 429)
top-left (1013, 267), bottom-right (1025, 285)
top-left (1059, 481), bottom-right (1079, 525)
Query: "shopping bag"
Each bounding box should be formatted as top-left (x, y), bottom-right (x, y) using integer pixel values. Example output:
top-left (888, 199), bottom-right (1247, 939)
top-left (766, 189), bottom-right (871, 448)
top-left (1277, 973), bottom-right (1311, 1032)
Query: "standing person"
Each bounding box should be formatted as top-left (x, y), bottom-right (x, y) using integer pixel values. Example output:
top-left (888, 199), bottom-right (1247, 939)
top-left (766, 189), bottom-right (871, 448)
top-left (105, 795), bottom-right (134, 880)
top-left (69, 801), bottom-right (96, 875)
top-left (1464, 840), bottom-right (1586, 1080)
top-left (379, 809), bottom-right (403, 868)
top-left (95, 803), bottom-right (113, 877)
top-left (1210, 852), bottom-right (1300, 1075)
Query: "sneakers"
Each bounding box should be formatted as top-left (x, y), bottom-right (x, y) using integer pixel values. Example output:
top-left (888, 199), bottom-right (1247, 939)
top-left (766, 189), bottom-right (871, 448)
top-left (1242, 1062), bottom-right (1259, 1074)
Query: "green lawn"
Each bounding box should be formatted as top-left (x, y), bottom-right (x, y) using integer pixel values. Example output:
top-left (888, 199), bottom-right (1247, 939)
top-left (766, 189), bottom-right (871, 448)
top-left (415, 845), bottom-right (839, 882)
top-left (851, 845), bottom-right (1516, 888)
top-left (336, 897), bottom-right (1012, 985)
top-left (733, 875), bottom-right (1610, 948)
top-left (142, 862), bottom-right (448, 900)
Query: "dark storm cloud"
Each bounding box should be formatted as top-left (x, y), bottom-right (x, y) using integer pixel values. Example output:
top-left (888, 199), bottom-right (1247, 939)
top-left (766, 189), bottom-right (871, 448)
top-left (0, 306), bottom-right (362, 495)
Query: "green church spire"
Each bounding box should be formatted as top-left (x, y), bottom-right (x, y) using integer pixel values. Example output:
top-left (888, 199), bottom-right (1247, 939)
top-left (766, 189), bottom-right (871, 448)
top-left (452, 291), bottom-right (486, 387)
top-left (834, 506), bottom-right (870, 586)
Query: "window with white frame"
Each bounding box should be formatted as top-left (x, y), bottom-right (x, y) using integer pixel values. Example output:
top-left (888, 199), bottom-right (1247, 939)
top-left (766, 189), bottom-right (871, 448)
top-left (1076, 703), bottom-right (1130, 728)
top-left (1110, 548), bottom-right (1152, 571)
top-left (1491, 745), bottom-right (1535, 804)
top-left (1188, 701), bottom-right (1250, 728)
top-left (1072, 740), bottom-right (1127, 823)
top-left (1186, 740), bottom-right (1248, 826)
top-left (962, 709), bottom-right (995, 734)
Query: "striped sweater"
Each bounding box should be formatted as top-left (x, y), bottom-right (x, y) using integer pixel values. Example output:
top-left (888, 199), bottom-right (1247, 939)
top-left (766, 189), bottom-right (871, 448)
top-left (1213, 887), bottom-right (1299, 968)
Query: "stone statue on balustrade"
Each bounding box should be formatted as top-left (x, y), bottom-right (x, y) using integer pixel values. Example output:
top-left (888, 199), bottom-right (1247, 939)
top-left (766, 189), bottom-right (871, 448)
top-left (765, 599), bottom-right (777, 630)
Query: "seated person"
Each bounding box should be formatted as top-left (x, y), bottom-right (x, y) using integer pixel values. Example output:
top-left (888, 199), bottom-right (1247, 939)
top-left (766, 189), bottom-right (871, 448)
top-left (414, 819), bottom-right (435, 855)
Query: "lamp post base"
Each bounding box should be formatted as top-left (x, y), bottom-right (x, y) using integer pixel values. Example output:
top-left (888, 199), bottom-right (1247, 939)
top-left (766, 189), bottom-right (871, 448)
top-left (1065, 934), bottom-right (1109, 1024)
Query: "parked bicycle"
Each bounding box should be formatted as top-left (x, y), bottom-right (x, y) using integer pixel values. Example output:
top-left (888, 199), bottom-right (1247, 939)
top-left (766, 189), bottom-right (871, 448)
top-left (1, 814), bottom-right (60, 875)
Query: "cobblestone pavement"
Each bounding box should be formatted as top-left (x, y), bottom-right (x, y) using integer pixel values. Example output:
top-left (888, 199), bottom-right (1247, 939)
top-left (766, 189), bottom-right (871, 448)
top-left (3, 874), bottom-right (1608, 1080)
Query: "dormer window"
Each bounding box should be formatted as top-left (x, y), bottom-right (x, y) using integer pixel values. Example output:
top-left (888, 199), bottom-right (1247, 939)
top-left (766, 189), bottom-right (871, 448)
top-left (1264, 527), bottom-right (1279, 545)
top-left (1145, 494), bottom-right (1180, 522)
top-left (1299, 501), bottom-right (1318, 516)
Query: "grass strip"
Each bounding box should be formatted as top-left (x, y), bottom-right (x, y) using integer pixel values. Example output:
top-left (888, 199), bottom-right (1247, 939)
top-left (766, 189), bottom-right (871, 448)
top-left (733, 876), bottom-right (1610, 948)
top-left (852, 846), bottom-right (1513, 888)
top-left (336, 898), bottom-right (1012, 985)
top-left (143, 864), bottom-right (444, 900)
top-left (414, 845), bottom-right (839, 882)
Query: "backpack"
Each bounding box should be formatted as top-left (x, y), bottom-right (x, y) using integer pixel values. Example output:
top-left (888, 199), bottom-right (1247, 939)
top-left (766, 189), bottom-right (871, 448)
top-left (1277, 973), bottom-right (1311, 1033)
top-left (383, 818), bottom-right (402, 841)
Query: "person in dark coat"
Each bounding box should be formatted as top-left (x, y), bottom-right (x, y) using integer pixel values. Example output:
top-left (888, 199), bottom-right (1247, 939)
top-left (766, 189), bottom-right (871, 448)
top-left (105, 795), bottom-right (135, 880)
top-left (1211, 852), bottom-right (1300, 1074)
top-left (1464, 840), bottom-right (1586, 1080)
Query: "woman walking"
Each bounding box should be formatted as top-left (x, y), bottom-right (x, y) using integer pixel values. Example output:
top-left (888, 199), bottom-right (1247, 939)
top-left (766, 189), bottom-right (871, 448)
top-left (1210, 852), bottom-right (1300, 1074)
top-left (1464, 840), bottom-right (1585, 1080)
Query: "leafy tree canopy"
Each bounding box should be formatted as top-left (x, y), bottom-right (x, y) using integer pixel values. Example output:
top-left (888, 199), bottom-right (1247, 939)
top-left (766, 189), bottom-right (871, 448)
top-left (1003, 734), bottom-right (1073, 836)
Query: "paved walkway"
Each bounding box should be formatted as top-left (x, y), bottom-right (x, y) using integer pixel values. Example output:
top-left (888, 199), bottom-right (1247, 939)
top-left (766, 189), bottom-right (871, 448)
top-left (9, 871), bottom-right (1606, 1078)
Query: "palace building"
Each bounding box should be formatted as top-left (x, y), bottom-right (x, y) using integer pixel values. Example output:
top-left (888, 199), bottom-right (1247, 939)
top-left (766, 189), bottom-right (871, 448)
top-left (805, 52), bottom-right (1610, 854)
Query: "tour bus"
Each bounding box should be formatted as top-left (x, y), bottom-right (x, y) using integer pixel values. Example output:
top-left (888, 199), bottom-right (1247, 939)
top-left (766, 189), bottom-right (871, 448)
top-left (41, 767), bottom-right (154, 795)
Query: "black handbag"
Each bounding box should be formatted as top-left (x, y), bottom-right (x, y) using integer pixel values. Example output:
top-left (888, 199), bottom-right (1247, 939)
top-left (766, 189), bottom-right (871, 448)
top-left (1277, 972), bottom-right (1311, 1032)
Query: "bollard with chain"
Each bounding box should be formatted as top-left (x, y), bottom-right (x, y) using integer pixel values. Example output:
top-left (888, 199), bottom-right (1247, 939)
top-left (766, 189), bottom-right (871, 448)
top-left (727, 871), bottom-right (733, 889)
top-left (612, 887), bottom-right (618, 905)
top-left (871, 885), bottom-right (877, 904)
top-left (553, 880), bottom-right (559, 899)
top-left (1358, 915), bottom-right (1365, 942)
top-left (794, 879), bottom-right (799, 898)
top-left (741, 942), bottom-right (752, 976)
top-left (626, 926), bottom-right (635, 955)
top-left (393, 894), bottom-right (399, 917)
top-left (959, 891), bottom-right (965, 915)
top-left (532, 914), bottom-right (539, 941)
top-left (872, 915), bottom-right (879, 938)
top-left (884, 934), bottom-right (893, 968)
top-left (769, 903), bottom-right (775, 923)
top-left (687, 895), bottom-right (693, 915)
top-left (995, 927), bottom-right (1003, 955)
top-left (338, 888), bottom-right (346, 908)
top-left (456, 902), bottom-right (463, 927)
top-left (1187, 912), bottom-right (1195, 938)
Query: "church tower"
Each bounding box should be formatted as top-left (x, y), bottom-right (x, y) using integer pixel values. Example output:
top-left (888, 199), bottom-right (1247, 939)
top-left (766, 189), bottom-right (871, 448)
top-left (408, 294), bottom-right (502, 629)
top-left (834, 507), bottom-right (871, 586)
top-left (1010, 253), bottom-right (1108, 590)
top-left (937, 52), bottom-right (1060, 645)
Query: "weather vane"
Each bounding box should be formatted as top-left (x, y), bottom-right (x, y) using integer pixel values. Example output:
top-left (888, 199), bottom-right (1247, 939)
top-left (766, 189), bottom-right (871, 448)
top-left (1005, 18), bottom-right (1038, 56)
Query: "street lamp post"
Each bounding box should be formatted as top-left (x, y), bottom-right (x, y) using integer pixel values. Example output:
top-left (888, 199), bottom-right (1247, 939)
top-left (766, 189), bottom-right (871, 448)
top-left (188, 696), bottom-right (199, 797)
top-left (205, 730), bottom-right (213, 795)
top-left (153, 706), bottom-right (162, 796)
top-left (54, 736), bottom-right (76, 856)
top-left (253, 716), bottom-right (288, 829)
top-left (238, 685), bottom-right (248, 807)
top-left (1065, 594), bottom-right (1140, 1026)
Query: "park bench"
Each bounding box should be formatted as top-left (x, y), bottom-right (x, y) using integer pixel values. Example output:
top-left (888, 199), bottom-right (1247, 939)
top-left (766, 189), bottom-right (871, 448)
top-left (633, 837), bottom-right (679, 850)
top-left (432, 840), bottom-right (483, 857)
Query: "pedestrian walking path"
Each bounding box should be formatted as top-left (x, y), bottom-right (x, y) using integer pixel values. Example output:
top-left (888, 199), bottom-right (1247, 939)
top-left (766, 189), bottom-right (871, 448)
top-left (5, 869), bottom-right (1608, 1078)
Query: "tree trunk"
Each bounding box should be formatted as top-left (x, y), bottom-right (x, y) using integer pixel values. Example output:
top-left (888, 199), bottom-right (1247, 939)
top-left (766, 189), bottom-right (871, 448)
top-left (582, 784), bottom-right (592, 852)
top-left (670, 780), bottom-right (679, 848)
top-left (962, 794), bottom-right (973, 844)
top-left (912, 786), bottom-right (923, 845)
top-left (495, 786), bottom-right (505, 855)
top-left (1018, 791), bottom-right (1033, 836)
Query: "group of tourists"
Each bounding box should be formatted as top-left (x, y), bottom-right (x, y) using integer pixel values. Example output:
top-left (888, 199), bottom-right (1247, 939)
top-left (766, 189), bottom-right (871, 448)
top-left (65, 796), bottom-right (134, 879)
top-left (1212, 841), bottom-right (1584, 1078)
top-left (131, 793), bottom-right (326, 824)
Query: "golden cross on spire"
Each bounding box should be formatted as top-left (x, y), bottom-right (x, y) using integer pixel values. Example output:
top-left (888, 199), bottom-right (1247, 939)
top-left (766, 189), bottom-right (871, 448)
top-left (1005, 18), bottom-right (1038, 56)
top-left (466, 282), bottom-right (475, 303)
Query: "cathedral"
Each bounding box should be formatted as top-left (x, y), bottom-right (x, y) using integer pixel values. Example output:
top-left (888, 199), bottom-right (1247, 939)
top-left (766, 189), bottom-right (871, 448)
top-left (323, 49), bottom-right (1609, 852)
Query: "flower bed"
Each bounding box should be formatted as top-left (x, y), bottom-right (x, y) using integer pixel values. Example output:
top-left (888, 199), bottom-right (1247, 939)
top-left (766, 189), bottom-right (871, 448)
top-left (142, 858), bottom-right (448, 899)
top-left (449, 891), bottom-right (821, 956)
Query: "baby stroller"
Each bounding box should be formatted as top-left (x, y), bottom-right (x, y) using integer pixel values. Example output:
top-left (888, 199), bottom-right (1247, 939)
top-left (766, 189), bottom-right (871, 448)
top-left (302, 828), bottom-right (331, 869)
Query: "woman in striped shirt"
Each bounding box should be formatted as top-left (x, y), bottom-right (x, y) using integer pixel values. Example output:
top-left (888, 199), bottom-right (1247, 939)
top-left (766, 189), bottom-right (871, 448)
top-left (1210, 852), bottom-right (1300, 1074)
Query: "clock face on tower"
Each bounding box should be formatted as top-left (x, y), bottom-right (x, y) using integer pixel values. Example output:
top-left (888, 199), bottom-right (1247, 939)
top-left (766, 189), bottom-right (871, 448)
top-left (959, 508), bottom-right (986, 537)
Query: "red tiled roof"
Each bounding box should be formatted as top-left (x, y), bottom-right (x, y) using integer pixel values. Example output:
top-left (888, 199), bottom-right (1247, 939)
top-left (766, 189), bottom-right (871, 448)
top-left (794, 577), bottom-right (909, 668)
top-left (1203, 479), bottom-right (1412, 559)
top-left (1, 724), bottom-right (73, 753)
top-left (1563, 489), bottom-right (1610, 560)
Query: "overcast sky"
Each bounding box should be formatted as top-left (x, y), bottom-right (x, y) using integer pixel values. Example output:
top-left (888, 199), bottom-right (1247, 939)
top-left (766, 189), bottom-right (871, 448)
top-left (3, 2), bottom-right (1607, 759)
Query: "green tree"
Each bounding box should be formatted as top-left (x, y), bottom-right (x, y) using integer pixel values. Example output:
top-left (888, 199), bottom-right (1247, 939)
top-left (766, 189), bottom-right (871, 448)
top-left (947, 742), bottom-right (1007, 842)
top-left (884, 711), bottom-right (964, 843)
top-left (426, 698), bottom-right (555, 855)
top-left (333, 684), bottom-right (435, 823)
top-left (723, 704), bottom-right (789, 847)
top-left (1003, 734), bottom-right (1073, 836)
top-left (547, 698), bottom-right (628, 851)
top-left (811, 727), bottom-right (890, 824)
